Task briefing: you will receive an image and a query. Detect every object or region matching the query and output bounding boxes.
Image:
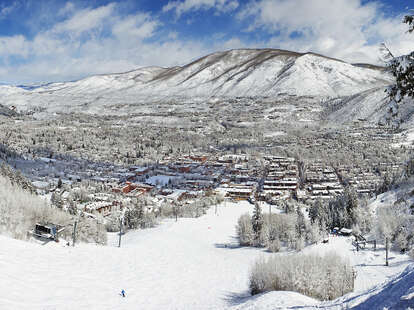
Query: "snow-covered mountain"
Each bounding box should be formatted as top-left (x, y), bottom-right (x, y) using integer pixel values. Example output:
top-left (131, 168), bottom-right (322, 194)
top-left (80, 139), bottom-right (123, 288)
top-left (0, 48), bottom-right (394, 123)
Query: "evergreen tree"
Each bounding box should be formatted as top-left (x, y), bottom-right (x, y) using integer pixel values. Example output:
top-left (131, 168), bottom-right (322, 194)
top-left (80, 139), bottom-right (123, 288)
top-left (345, 187), bottom-right (358, 227)
top-left (382, 13), bottom-right (414, 128)
top-left (57, 178), bottom-right (63, 189)
top-left (51, 192), bottom-right (64, 209)
top-left (252, 202), bottom-right (264, 246)
top-left (296, 207), bottom-right (306, 238)
top-left (125, 200), bottom-right (144, 229)
top-left (309, 199), bottom-right (321, 224)
top-left (309, 198), bottom-right (326, 230)
top-left (284, 200), bottom-right (295, 214)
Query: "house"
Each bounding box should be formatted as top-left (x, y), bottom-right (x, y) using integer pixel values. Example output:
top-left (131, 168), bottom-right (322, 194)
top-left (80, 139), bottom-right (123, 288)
top-left (134, 167), bottom-right (150, 176)
top-left (189, 155), bottom-right (208, 162)
top-left (122, 182), bottom-right (137, 194)
top-left (339, 228), bottom-right (353, 236)
top-left (178, 191), bottom-right (199, 201)
top-left (84, 200), bottom-right (122, 217)
top-left (225, 188), bottom-right (252, 200)
top-left (178, 166), bottom-right (191, 173)
top-left (264, 178), bottom-right (298, 191)
top-left (121, 182), bottom-right (154, 194)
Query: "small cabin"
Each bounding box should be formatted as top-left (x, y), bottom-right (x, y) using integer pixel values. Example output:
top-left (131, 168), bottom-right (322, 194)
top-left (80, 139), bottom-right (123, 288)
top-left (32, 223), bottom-right (65, 241)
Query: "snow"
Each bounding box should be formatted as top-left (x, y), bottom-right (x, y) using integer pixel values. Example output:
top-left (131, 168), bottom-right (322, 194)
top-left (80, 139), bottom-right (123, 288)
top-left (0, 201), bottom-right (413, 310)
top-left (0, 201), bottom-right (262, 310)
top-left (228, 291), bottom-right (318, 309)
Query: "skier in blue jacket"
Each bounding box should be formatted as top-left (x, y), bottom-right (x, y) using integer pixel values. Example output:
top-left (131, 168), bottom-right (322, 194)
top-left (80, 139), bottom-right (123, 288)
top-left (121, 289), bottom-right (126, 297)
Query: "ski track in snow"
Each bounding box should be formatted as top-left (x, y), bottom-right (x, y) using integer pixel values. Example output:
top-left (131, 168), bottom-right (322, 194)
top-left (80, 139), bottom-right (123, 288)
top-left (0, 201), bottom-right (412, 310)
top-left (0, 202), bottom-right (263, 310)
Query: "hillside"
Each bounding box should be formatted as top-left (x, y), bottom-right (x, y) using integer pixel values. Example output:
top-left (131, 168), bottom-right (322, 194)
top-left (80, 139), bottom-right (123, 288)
top-left (0, 48), bottom-right (394, 125)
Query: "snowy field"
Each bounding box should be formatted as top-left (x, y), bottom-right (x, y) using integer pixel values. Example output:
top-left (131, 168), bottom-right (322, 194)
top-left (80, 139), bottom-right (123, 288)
top-left (0, 201), bottom-right (413, 310)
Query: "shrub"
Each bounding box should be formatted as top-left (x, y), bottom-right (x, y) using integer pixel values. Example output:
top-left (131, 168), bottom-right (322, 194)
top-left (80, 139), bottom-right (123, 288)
top-left (267, 239), bottom-right (281, 253)
top-left (105, 212), bottom-right (121, 232)
top-left (249, 252), bottom-right (354, 300)
top-left (236, 213), bottom-right (254, 246)
top-left (71, 215), bottom-right (107, 245)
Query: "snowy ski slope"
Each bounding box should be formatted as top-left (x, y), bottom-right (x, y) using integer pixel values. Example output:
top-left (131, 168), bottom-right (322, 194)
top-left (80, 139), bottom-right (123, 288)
top-left (0, 200), bottom-right (412, 310)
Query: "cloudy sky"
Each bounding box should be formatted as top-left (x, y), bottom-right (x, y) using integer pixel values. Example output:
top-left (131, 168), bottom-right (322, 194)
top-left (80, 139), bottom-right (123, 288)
top-left (0, 0), bottom-right (412, 84)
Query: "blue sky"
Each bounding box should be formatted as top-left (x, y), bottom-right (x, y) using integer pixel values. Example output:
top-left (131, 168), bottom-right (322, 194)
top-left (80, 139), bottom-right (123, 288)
top-left (0, 0), bottom-right (412, 84)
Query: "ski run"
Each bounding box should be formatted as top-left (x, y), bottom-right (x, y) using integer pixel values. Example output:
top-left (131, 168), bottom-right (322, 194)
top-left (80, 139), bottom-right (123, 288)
top-left (0, 200), bottom-right (413, 309)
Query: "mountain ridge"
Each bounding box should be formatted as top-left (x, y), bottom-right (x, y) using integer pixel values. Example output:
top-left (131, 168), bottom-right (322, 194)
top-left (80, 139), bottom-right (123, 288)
top-left (0, 48), bottom-right (397, 126)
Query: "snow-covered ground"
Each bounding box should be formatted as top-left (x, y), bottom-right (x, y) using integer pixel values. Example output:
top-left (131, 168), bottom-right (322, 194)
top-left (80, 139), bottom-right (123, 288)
top-left (0, 201), bottom-right (412, 309)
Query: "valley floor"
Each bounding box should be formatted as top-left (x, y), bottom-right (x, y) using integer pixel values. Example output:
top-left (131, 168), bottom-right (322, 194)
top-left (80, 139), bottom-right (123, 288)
top-left (0, 201), bottom-right (412, 310)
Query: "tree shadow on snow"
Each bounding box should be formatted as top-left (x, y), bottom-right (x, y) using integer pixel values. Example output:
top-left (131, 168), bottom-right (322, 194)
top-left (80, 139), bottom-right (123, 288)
top-left (222, 291), bottom-right (254, 306)
top-left (356, 259), bottom-right (410, 268)
top-left (326, 265), bottom-right (414, 309)
top-left (214, 242), bottom-right (243, 249)
top-left (214, 235), bottom-right (246, 249)
top-left (222, 291), bottom-right (316, 309)
top-left (355, 263), bottom-right (388, 267)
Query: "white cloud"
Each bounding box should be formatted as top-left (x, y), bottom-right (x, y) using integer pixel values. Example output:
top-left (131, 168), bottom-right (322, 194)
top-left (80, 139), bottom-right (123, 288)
top-left (163, 0), bottom-right (239, 17)
top-left (237, 0), bottom-right (414, 64)
top-left (53, 3), bottom-right (115, 36)
top-left (112, 13), bottom-right (159, 41)
top-left (58, 2), bottom-right (75, 16)
top-left (0, 35), bottom-right (29, 58)
top-left (0, 3), bottom-right (211, 84)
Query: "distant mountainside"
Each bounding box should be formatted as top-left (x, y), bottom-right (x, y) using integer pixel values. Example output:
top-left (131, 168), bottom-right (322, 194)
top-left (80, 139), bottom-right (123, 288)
top-left (0, 48), bottom-right (400, 125)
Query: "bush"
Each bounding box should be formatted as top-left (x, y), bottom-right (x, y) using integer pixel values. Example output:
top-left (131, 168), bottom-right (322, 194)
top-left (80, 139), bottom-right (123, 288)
top-left (105, 212), bottom-right (121, 232)
top-left (236, 213), bottom-right (254, 246)
top-left (249, 252), bottom-right (354, 300)
top-left (267, 239), bottom-right (281, 253)
top-left (71, 215), bottom-right (107, 245)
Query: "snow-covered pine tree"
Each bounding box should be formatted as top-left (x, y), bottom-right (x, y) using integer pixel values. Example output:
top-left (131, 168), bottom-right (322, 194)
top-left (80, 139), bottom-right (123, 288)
top-left (309, 198), bottom-right (327, 230)
top-left (252, 202), bottom-right (264, 246)
top-left (345, 187), bottom-right (358, 227)
top-left (283, 199), bottom-right (295, 214)
top-left (383, 13), bottom-right (414, 128)
top-left (296, 207), bottom-right (306, 238)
